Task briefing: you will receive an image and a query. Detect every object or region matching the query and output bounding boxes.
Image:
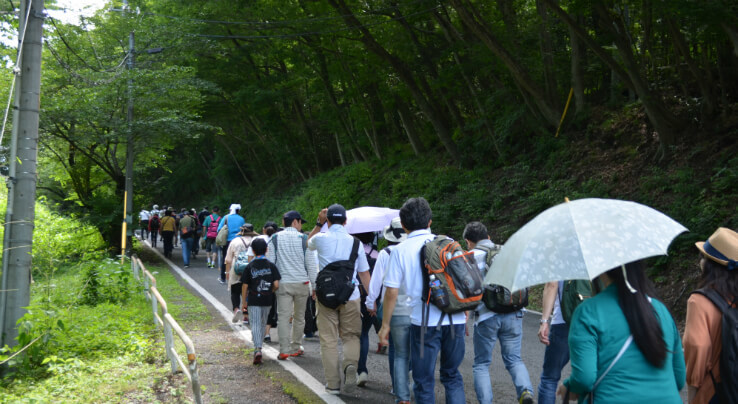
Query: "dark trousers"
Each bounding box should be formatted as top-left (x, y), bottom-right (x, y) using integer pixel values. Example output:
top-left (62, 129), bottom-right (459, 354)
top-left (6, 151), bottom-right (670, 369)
top-left (193, 235), bottom-right (200, 254)
top-left (140, 220), bottom-right (149, 239)
top-left (161, 231), bottom-right (174, 257)
top-left (150, 231), bottom-right (158, 248)
top-left (358, 300), bottom-right (375, 374)
top-left (304, 296), bottom-right (317, 335)
top-left (230, 282), bottom-right (243, 311)
top-left (267, 297), bottom-right (278, 327)
top-left (220, 241), bottom-right (230, 282)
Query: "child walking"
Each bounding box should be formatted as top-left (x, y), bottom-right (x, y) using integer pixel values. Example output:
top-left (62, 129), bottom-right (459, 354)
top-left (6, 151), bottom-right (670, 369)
top-left (240, 238), bottom-right (281, 364)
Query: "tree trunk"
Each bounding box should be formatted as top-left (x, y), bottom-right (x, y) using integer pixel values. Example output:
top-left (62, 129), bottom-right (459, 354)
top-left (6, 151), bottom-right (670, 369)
top-left (536, 0), bottom-right (560, 108)
top-left (334, 132), bottom-right (346, 167)
top-left (723, 23), bottom-right (738, 57)
top-left (569, 19), bottom-right (586, 114)
top-left (327, 0), bottom-right (461, 161)
top-left (450, 0), bottom-right (561, 128)
top-left (396, 100), bottom-right (424, 156)
top-left (217, 137), bottom-right (252, 186)
top-left (292, 99), bottom-right (323, 171)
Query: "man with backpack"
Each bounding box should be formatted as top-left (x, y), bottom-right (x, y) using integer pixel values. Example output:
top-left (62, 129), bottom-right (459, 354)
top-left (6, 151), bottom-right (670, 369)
top-left (179, 210), bottom-right (198, 268)
top-left (307, 204), bottom-right (371, 395)
top-left (202, 206), bottom-right (221, 268)
top-left (148, 212), bottom-right (160, 248)
top-left (266, 210), bottom-right (318, 361)
top-left (463, 221), bottom-right (534, 404)
top-left (378, 197), bottom-right (466, 404)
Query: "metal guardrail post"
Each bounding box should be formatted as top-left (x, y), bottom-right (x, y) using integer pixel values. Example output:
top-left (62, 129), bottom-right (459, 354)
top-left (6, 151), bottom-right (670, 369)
top-left (132, 257), bottom-right (139, 281)
top-left (166, 312), bottom-right (202, 404)
top-left (151, 286), bottom-right (178, 374)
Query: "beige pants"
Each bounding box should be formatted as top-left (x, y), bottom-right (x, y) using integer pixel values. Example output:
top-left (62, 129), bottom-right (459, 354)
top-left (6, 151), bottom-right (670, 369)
top-left (276, 282), bottom-right (310, 354)
top-left (317, 298), bottom-right (361, 390)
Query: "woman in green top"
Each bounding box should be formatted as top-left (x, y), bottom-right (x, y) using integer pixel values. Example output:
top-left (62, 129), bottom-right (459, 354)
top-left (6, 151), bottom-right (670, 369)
top-left (557, 260), bottom-right (686, 403)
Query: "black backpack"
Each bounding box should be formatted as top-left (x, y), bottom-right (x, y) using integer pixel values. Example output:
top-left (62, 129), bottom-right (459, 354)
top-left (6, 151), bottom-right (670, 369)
top-left (315, 238), bottom-right (361, 310)
top-left (691, 287), bottom-right (738, 403)
top-left (476, 244), bottom-right (529, 313)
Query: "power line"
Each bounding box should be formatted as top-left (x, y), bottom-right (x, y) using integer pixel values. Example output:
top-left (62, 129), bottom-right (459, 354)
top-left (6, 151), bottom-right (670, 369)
top-left (0, 0), bottom-right (32, 148)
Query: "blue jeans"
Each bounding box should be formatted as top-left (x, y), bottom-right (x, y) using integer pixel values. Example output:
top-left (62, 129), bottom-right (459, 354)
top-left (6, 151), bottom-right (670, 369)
top-left (358, 301), bottom-right (375, 374)
top-left (538, 323), bottom-right (570, 404)
top-left (411, 323), bottom-right (465, 404)
top-left (390, 315), bottom-right (412, 402)
top-left (180, 237), bottom-right (193, 266)
top-left (473, 311), bottom-right (533, 404)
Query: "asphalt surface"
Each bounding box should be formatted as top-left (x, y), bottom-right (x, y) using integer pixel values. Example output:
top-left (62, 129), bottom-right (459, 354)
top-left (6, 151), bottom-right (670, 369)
top-left (143, 233), bottom-right (570, 403)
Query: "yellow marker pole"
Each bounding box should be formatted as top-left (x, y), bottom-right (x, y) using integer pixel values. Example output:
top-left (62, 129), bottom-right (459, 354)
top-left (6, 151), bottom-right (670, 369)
top-left (121, 191), bottom-right (127, 264)
top-left (555, 87), bottom-right (574, 138)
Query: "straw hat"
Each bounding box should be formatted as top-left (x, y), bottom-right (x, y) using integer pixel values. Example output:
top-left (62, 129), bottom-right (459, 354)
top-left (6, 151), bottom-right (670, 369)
top-left (383, 217), bottom-right (407, 243)
top-left (696, 227), bottom-right (738, 270)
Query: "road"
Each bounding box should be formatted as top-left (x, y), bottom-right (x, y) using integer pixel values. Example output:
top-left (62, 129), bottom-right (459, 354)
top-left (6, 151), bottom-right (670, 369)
top-left (143, 235), bottom-right (568, 403)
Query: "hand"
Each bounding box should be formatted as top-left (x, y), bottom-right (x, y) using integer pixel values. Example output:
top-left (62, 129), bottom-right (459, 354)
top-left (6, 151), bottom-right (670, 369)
top-left (556, 383), bottom-right (577, 401)
top-left (317, 208), bottom-right (328, 224)
top-left (367, 308), bottom-right (377, 317)
top-left (312, 290), bottom-right (316, 300)
top-left (377, 324), bottom-right (390, 345)
top-left (538, 322), bottom-right (550, 345)
top-left (242, 305), bottom-right (248, 312)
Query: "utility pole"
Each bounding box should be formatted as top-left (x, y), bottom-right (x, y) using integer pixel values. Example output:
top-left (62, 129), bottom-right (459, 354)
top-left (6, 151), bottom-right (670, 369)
top-left (123, 0), bottom-right (134, 255)
top-left (0, 0), bottom-right (45, 348)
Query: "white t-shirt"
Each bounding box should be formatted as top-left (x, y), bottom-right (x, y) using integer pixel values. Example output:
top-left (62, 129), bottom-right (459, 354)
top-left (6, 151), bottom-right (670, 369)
top-left (139, 210), bottom-right (151, 220)
top-left (308, 224), bottom-right (370, 302)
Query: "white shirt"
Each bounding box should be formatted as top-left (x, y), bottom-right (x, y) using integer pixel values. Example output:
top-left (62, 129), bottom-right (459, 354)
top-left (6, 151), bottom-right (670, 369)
top-left (139, 210), bottom-right (151, 220)
top-left (471, 239), bottom-right (502, 325)
top-left (246, 234), bottom-right (271, 259)
top-left (366, 246), bottom-right (412, 316)
top-left (308, 224), bottom-right (370, 302)
top-left (552, 280), bottom-right (565, 325)
top-left (384, 229), bottom-right (466, 327)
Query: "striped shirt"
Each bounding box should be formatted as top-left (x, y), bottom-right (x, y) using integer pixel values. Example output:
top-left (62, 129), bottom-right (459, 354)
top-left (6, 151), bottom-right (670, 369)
top-left (266, 227), bottom-right (318, 286)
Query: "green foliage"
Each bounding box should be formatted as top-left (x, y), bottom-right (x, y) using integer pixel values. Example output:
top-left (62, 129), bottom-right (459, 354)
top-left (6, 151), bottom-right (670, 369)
top-left (78, 259), bottom-right (133, 306)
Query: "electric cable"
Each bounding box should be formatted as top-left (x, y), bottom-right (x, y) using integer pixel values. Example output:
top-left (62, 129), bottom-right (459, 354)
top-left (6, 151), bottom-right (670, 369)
top-left (0, 0), bottom-right (32, 148)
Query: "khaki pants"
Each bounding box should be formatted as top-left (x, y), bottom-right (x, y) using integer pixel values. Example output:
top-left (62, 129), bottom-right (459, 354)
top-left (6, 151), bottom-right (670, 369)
top-left (276, 282), bottom-right (310, 354)
top-left (317, 298), bottom-right (361, 390)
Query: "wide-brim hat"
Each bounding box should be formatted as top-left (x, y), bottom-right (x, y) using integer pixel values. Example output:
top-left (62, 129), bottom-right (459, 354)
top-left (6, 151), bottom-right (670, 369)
top-left (383, 217), bottom-right (407, 243)
top-left (696, 227), bottom-right (738, 270)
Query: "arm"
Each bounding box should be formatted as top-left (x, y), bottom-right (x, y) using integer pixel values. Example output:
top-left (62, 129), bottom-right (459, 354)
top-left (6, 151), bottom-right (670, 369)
top-left (308, 208), bottom-right (327, 239)
top-left (241, 283), bottom-right (248, 311)
top-left (365, 252), bottom-right (388, 311)
top-left (272, 280), bottom-right (279, 292)
top-left (563, 306), bottom-right (597, 394)
top-left (683, 294), bottom-right (713, 396)
top-left (538, 281), bottom-right (559, 345)
top-left (672, 318), bottom-right (686, 392)
top-left (358, 270), bottom-right (371, 297)
top-left (377, 287), bottom-right (398, 345)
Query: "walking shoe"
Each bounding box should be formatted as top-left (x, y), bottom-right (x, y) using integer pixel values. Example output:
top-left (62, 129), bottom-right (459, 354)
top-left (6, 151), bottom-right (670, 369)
top-left (344, 364), bottom-right (358, 389)
top-left (326, 387), bottom-right (340, 395)
top-left (357, 371), bottom-right (368, 387)
top-left (253, 351), bottom-right (262, 365)
top-left (264, 335), bottom-right (271, 343)
top-left (277, 353), bottom-right (290, 361)
top-left (290, 346), bottom-right (304, 357)
top-left (217, 277), bottom-right (226, 284)
top-left (519, 390), bottom-right (534, 404)
top-left (376, 343), bottom-right (387, 354)
top-left (232, 309), bottom-right (242, 323)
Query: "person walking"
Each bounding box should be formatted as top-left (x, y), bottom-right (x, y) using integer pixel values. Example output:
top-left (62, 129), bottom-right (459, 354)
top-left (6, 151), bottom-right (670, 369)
top-left (307, 204), bottom-right (371, 395)
top-left (179, 210), bottom-right (198, 268)
top-left (225, 223), bottom-right (260, 324)
top-left (366, 217), bottom-right (409, 403)
top-left (556, 260), bottom-right (685, 402)
top-left (139, 208), bottom-right (151, 240)
top-left (240, 237), bottom-right (281, 365)
top-left (202, 206), bottom-right (221, 268)
top-left (160, 209), bottom-right (177, 258)
top-left (683, 227), bottom-right (738, 404)
top-left (252, 221), bottom-right (280, 343)
top-left (266, 211), bottom-right (317, 360)
top-left (464, 221), bottom-right (534, 404)
top-left (217, 204), bottom-right (245, 284)
top-left (537, 280), bottom-right (571, 404)
top-left (378, 197), bottom-right (466, 404)
top-left (148, 212), bottom-right (160, 248)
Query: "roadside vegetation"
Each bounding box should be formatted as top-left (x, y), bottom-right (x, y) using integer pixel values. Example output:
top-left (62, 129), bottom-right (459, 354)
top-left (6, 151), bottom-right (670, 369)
top-left (0, 190), bottom-right (208, 402)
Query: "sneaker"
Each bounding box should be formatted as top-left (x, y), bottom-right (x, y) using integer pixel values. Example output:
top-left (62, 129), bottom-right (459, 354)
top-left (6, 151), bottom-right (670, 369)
top-left (344, 364), bottom-right (357, 389)
top-left (232, 309), bottom-right (242, 323)
top-left (357, 371), bottom-right (368, 387)
top-left (217, 277), bottom-right (226, 284)
top-left (304, 332), bottom-right (314, 338)
top-left (519, 390), bottom-right (534, 404)
top-left (253, 351), bottom-right (262, 365)
top-left (184, 265), bottom-right (189, 268)
top-left (264, 335), bottom-right (271, 343)
top-left (290, 346), bottom-right (304, 357)
top-left (277, 353), bottom-right (289, 361)
top-left (326, 387), bottom-right (340, 395)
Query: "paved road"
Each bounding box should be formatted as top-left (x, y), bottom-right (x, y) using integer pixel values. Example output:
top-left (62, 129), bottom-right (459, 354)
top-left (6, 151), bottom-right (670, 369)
top-left (143, 235), bottom-right (569, 403)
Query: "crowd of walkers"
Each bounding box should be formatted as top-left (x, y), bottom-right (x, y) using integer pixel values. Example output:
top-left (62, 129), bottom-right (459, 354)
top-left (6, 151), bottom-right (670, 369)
top-left (138, 198), bottom-right (738, 404)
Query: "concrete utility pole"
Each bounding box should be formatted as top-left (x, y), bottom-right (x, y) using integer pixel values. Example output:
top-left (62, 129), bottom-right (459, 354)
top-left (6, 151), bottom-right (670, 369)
top-left (124, 29), bottom-right (134, 255)
top-left (123, 0), bottom-right (134, 255)
top-left (0, 0), bottom-right (45, 348)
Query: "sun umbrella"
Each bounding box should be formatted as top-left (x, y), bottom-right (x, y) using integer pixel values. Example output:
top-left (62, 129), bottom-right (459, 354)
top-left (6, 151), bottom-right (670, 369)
top-left (484, 198), bottom-right (688, 292)
top-left (320, 206), bottom-right (400, 234)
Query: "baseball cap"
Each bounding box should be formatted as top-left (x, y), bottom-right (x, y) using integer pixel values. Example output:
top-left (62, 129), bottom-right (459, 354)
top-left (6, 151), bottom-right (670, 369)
top-left (327, 204), bottom-right (347, 222)
top-left (283, 210), bottom-right (306, 224)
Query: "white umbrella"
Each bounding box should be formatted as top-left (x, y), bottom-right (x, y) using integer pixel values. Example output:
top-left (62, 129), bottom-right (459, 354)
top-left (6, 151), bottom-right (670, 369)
top-left (485, 198), bottom-right (688, 292)
top-left (321, 206), bottom-right (399, 234)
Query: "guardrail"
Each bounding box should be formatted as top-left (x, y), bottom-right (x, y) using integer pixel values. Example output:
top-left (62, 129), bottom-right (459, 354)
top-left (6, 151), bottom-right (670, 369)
top-left (132, 255), bottom-right (203, 404)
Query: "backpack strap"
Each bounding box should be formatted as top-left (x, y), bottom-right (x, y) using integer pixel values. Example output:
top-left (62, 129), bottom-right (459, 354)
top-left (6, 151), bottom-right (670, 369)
top-left (349, 237), bottom-right (361, 264)
top-left (272, 234), bottom-right (279, 269)
top-left (692, 288), bottom-right (730, 313)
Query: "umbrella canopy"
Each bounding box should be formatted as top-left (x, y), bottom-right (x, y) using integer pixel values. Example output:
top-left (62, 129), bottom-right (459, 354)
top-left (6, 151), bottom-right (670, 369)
top-left (320, 206), bottom-right (400, 234)
top-left (485, 198), bottom-right (687, 292)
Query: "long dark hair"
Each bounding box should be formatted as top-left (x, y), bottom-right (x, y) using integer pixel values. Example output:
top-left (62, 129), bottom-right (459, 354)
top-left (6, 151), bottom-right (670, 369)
top-left (698, 255), bottom-right (738, 303)
top-left (596, 260), bottom-right (667, 368)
